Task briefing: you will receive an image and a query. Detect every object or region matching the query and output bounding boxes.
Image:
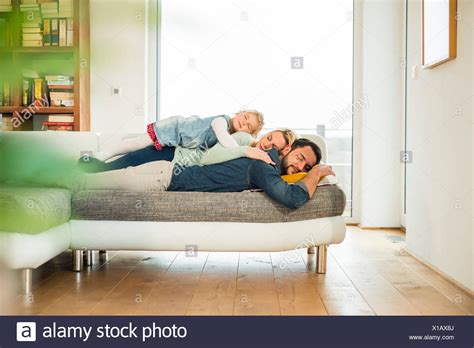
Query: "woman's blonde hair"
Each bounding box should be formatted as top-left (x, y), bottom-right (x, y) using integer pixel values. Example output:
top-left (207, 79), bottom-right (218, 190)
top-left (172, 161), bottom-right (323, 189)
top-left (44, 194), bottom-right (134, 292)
top-left (251, 128), bottom-right (297, 148)
top-left (274, 128), bottom-right (297, 147)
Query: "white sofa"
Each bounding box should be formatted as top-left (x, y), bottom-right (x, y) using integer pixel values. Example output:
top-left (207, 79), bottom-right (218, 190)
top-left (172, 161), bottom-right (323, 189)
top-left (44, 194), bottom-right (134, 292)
top-left (0, 131), bottom-right (346, 294)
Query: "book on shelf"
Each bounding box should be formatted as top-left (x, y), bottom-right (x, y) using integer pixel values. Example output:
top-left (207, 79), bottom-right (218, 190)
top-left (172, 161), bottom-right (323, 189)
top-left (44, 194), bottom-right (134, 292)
top-left (51, 17), bottom-right (58, 46)
top-left (43, 18), bottom-right (51, 46)
top-left (22, 22), bottom-right (41, 28)
top-left (19, 3), bottom-right (40, 11)
top-left (2, 82), bottom-right (11, 106)
top-left (66, 18), bottom-right (73, 46)
top-left (41, 2), bottom-right (58, 18)
top-left (18, 71), bottom-right (73, 107)
top-left (48, 84), bottom-right (73, 89)
top-left (22, 33), bottom-right (43, 40)
top-left (22, 79), bottom-right (29, 106)
top-left (21, 9), bottom-right (42, 22)
top-left (45, 75), bottom-right (70, 81)
top-left (0, 0), bottom-right (12, 12)
top-left (1, 115), bottom-right (13, 131)
top-left (22, 40), bottom-right (43, 47)
top-left (18, 1), bottom-right (74, 47)
top-left (42, 121), bottom-right (73, 131)
top-left (59, 18), bottom-right (66, 46)
top-left (46, 75), bottom-right (74, 106)
top-left (47, 114), bottom-right (74, 122)
top-left (0, 5), bottom-right (12, 12)
top-left (22, 27), bottom-right (42, 33)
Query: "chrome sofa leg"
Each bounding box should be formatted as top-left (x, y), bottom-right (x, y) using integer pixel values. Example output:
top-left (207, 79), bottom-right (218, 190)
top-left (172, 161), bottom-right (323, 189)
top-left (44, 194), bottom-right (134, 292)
top-left (72, 250), bottom-right (83, 272)
top-left (84, 250), bottom-right (93, 266)
top-left (307, 246), bottom-right (316, 254)
top-left (20, 269), bottom-right (33, 295)
top-left (316, 245), bottom-right (328, 274)
top-left (99, 250), bottom-right (107, 260)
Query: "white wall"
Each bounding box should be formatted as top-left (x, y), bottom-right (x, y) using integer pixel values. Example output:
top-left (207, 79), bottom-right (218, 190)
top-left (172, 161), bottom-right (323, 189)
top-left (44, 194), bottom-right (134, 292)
top-left (405, 0), bottom-right (473, 291)
top-left (89, 0), bottom-right (152, 142)
top-left (354, 0), bottom-right (403, 227)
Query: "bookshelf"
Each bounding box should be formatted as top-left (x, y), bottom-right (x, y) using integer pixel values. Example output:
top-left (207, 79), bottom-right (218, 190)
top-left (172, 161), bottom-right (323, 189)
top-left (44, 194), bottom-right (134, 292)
top-left (0, 0), bottom-right (90, 131)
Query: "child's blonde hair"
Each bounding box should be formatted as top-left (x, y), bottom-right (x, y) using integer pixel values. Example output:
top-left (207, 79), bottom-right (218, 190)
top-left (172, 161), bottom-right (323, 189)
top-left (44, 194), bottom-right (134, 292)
top-left (237, 109), bottom-right (264, 136)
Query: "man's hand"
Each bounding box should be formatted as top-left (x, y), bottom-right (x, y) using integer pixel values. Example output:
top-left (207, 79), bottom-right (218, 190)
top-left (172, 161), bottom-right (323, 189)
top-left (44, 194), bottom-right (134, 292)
top-left (300, 164), bottom-right (336, 198)
top-left (246, 147), bottom-right (275, 165)
top-left (309, 164), bottom-right (335, 182)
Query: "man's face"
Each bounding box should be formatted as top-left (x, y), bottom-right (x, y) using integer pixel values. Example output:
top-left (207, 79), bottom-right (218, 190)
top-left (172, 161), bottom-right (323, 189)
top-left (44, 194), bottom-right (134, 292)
top-left (255, 131), bottom-right (287, 152)
top-left (281, 146), bottom-right (318, 174)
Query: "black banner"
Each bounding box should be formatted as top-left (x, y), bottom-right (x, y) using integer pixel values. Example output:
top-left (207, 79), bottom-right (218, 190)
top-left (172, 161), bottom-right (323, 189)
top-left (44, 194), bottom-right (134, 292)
top-left (1, 316), bottom-right (472, 347)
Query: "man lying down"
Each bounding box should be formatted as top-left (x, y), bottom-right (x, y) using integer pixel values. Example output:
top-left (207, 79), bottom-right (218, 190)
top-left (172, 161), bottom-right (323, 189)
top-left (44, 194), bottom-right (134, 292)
top-left (76, 138), bottom-right (335, 209)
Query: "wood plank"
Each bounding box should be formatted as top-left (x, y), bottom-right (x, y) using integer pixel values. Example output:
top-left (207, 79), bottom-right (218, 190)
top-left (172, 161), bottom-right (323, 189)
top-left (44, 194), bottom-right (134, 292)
top-left (349, 229), bottom-right (470, 315)
top-left (331, 227), bottom-right (469, 315)
top-left (90, 252), bottom-right (178, 315)
top-left (9, 251), bottom-right (113, 315)
top-left (138, 251), bottom-right (209, 315)
top-left (396, 254), bottom-right (473, 315)
top-left (297, 248), bottom-right (375, 316)
top-left (186, 252), bottom-right (239, 315)
top-left (271, 251), bottom-right (328, 315)
top-left (6, 226), bottom-right (470, 316)
top-left (39, 251), bottom-right (144, 315)
top-left (379, 231), bottom-right (473, 314)
top-left (233, 252), bottom-right (280, 315)
top-left (329, 232), bottom-right (421, 315)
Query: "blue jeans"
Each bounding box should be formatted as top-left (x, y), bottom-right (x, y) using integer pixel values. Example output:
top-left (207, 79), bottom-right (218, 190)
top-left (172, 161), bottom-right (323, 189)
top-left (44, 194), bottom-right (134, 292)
top-left (78, 146), bottom-right (176, 173)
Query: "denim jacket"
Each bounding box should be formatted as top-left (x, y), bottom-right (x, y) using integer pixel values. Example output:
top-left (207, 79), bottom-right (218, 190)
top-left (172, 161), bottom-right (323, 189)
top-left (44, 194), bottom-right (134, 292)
top-left (168, 149), bottom-right (310, 209)
top-left (153, 114), bottom-right (231, 149)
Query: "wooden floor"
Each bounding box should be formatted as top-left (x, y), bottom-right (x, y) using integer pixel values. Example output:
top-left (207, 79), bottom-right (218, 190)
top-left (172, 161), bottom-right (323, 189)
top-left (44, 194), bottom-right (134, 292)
top-left (1, 227), bottom-right (472, 316)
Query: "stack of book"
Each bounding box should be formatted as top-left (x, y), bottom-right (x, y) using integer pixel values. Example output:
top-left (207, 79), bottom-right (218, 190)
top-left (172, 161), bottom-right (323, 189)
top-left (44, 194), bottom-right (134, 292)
top-left (47, 17), bottom-right (73, 47)
top-left (20, 0), bottom-right (42, 47)
top-left (0, 82), bottom-right (11, 106)
top-left (21, 77), bottom-right (47, 107)
top-left (58, 0), bottom-right (72, 17)
top-left (0, 0), bottom-right (12, 12)
top-left (40, 1), bottom-right (58, 18)
top-left (42, 114), bottom-right (74, 131)
top-left (19, 0), bottom-right (74, 47)
top-left (46, 75), bottom-right (74, 107)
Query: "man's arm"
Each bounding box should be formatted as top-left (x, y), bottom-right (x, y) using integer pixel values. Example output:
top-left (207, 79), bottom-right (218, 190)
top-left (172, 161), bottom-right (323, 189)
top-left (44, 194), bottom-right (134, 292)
top-left (299, 164), bottom-right (336, 198)
top-left (249, 161), bottom-right (310, 209)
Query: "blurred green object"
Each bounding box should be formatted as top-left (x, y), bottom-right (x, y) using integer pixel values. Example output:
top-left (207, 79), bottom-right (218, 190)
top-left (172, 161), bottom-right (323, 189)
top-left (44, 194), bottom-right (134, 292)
top-left (0, 133), bottom-right (82, 187)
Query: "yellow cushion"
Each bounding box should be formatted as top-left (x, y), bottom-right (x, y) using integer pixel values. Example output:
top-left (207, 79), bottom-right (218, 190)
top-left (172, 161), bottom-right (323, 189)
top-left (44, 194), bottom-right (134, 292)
top-left (281, 172), bottom-right (307, 183)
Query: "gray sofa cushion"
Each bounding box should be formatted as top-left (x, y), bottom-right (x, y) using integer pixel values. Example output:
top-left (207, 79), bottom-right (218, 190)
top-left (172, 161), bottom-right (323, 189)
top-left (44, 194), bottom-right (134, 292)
top-left (0, 186), bottom-right (72, 234)
top-left (72, 185), bottom-right (346, 223)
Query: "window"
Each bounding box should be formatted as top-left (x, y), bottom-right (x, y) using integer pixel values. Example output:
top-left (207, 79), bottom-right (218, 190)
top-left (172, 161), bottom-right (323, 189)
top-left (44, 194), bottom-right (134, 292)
top-left (159, 0), bottom-right (353, 216)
